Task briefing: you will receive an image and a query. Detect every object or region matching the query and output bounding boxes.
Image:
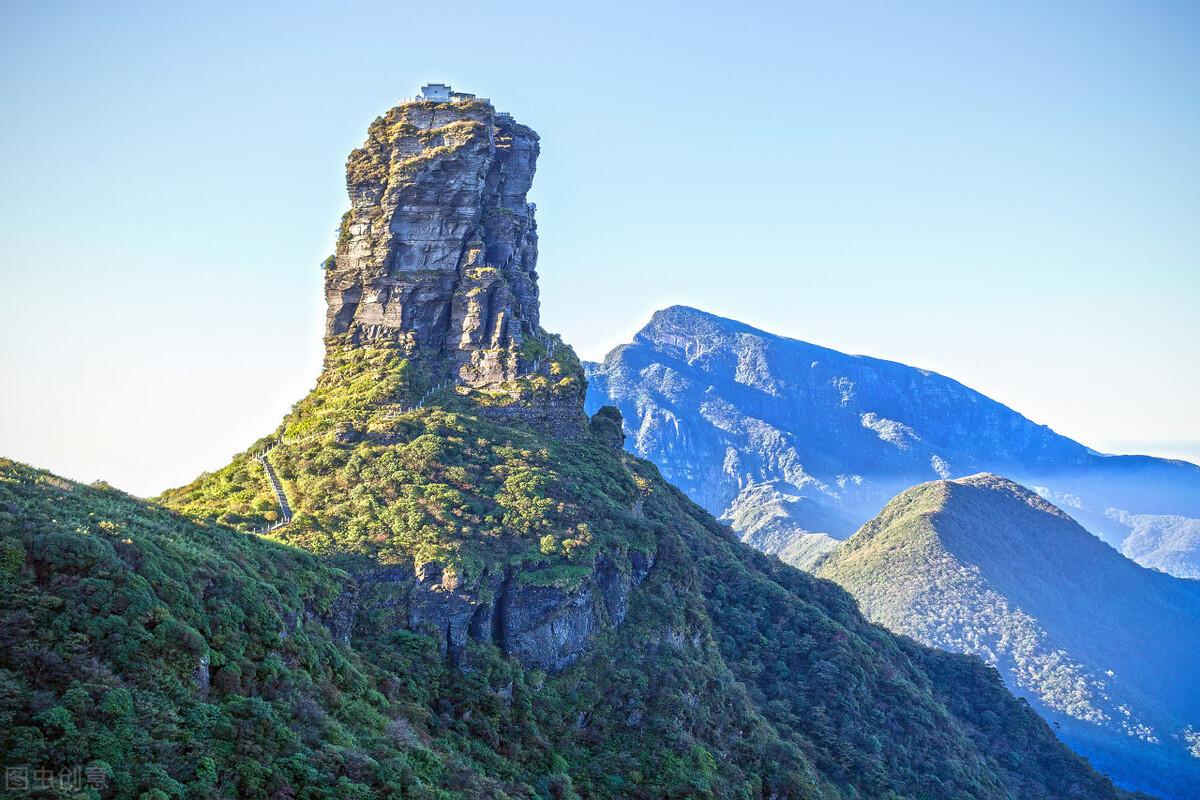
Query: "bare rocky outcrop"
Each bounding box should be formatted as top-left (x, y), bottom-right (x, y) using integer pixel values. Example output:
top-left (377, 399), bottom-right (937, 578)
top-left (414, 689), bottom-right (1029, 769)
top-left (325, 549), bottom-right (655, 672)
top-left (325, 97), bottom-right (567, 392)
top-left (322, 93), bottom-right (586, 434)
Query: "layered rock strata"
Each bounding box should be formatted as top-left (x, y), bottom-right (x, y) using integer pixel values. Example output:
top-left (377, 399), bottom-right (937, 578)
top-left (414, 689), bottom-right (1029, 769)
top-left (325, 95), bottom-right (574, 405)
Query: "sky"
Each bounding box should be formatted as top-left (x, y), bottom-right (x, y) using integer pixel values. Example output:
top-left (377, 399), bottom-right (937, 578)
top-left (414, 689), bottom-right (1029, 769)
top-left (1, 0), bottom-right (1198, 496)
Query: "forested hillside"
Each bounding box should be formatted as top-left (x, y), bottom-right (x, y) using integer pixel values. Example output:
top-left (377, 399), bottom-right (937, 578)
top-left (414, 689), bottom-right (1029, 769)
top-left (1, 406), bottom-right (1139, 798)
top-left (814, 474), bottom-right (1200, 799)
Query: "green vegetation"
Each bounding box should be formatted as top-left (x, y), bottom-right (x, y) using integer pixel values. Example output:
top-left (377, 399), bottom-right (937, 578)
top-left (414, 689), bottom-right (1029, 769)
top-left (0, 459), bottom-right (455, 798)
top-left (518, 338), bottom-right (547, 363)
top-left (346, 110), bottom-right (488, 190)
top-left (2, 91), bottom-right (1149, 800)
top-left (814, 479), bottom-right (1125, 722)
top-left (1, 354), bottom-right (1138, 798)
top-left (775, 532), bottom-right (839, 571)
top-left (2, 454), bottom-right (783, 799)
top-left (813, 474), bottom-right (1200, 800)
top-left (161, 347), bottom-right (645, 578)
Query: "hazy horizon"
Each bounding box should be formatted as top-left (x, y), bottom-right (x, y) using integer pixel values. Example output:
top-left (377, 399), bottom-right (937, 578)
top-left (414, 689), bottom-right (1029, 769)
top-left (4, 298), bottom-right (1197, 497)
top-left (3, 0), bottom-right (1198, 495)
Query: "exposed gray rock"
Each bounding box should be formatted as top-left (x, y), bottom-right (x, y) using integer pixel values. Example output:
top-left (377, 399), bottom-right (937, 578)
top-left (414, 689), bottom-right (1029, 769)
top-left (337, 549), bottom-right (655, 672)
top-left (499, 576), bottom-right (599, 671)
top-left (589, 406), bottom-right (626, 451)
top-left (303, 585), bottom-right (361, 647)
top-left (477, 382), bottom-right (589, 439)
top-left (332, 423), bottom-right (361, 445)
top-left (407, 560), bottom-right (487, 662)
top-left (324, 589), bottom-right (358, 646)
top-left (193, 653), bottom-right (210, 695)
top-left (497, 551), bottom-right (652, 670)
top-left (327, 99), bottom-right (537, 381)
top-left (323, 93), bottom-right (586, 434)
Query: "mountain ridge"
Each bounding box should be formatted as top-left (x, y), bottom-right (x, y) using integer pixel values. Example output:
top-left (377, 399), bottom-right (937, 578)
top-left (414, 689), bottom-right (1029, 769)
top-left (813, 473), bottom-right (1200, 799)
top-left (585, 305), bottom-right (1200, 574)
top-left (3, 453), bottom-right (1143, 798)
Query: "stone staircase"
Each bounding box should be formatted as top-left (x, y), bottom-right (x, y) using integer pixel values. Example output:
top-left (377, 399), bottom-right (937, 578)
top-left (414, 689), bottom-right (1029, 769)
top-left (529, 336), bottom-right (556, 374)
top-left (381, 381), bottom-right (452, 421)
top-left (255, 448), bottom-right (292, 533)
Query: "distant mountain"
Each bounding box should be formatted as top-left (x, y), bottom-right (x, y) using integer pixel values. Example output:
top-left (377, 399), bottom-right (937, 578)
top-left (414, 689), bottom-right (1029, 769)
top-left (584, 306), bottom-right (1200, 573)
top-left (1113, 510), bottom-right (1200, 579)
top-left (811, 474), bottom-right (1200, 799)
top-left (721, 481), bottom-right (842, 569)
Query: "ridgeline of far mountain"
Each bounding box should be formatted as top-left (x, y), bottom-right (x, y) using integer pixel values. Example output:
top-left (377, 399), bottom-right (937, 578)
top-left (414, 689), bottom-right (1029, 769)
top-left (584, 305), bottom-right (1200, 576)
top-left (1113, 511), bottom-right (1200, 579)
top-left (0, 89), bottom-right (1144, 799)
top-left (813, 474), bottom-right (1200, 800)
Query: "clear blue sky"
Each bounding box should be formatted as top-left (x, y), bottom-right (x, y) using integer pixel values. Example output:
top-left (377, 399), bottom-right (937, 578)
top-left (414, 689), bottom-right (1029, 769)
top-left (2, 0), bottom-right (1198, 496)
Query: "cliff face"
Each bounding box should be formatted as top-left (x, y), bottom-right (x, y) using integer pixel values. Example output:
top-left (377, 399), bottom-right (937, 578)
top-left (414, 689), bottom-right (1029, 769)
top-left (325, 97), bottom-right (553, 391)
top-left (320, 95), bottom-right (585, 436)
top-left (353, 549), bottom-right (654, 671)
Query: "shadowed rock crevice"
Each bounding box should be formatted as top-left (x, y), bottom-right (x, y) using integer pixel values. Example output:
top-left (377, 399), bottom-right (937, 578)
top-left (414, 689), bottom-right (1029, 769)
top-left (344, 549), bottom-right (655, 672)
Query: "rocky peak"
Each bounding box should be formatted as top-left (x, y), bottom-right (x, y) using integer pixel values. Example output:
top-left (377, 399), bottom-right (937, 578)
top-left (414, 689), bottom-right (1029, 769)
top-left (325, 92), bottom-right (554, 390)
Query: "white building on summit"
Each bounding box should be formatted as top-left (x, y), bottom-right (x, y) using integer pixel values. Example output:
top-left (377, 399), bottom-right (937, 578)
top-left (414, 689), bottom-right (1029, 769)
top-left (418, 83), bottom-right (477, 102)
